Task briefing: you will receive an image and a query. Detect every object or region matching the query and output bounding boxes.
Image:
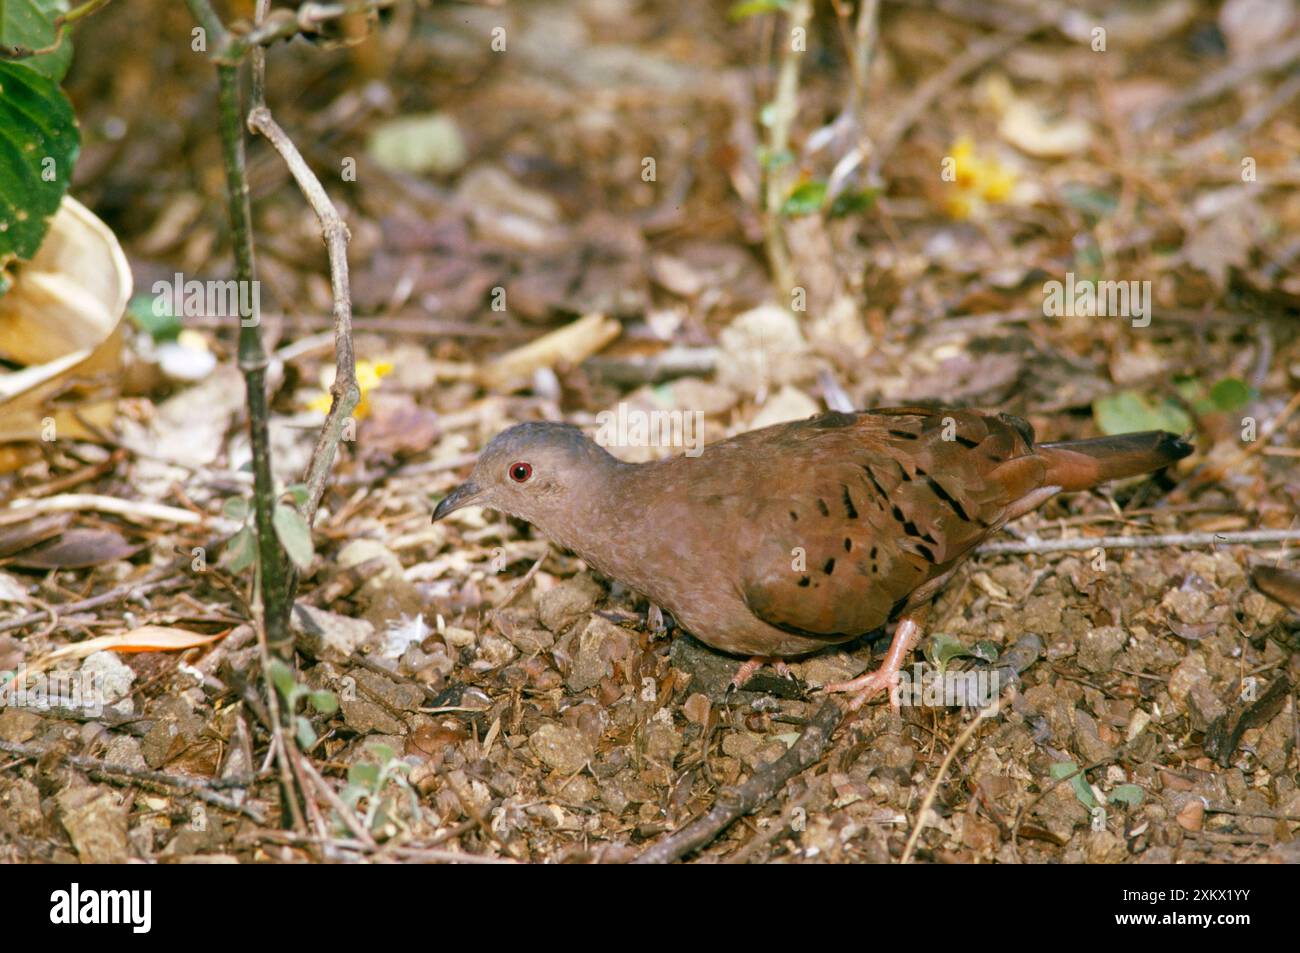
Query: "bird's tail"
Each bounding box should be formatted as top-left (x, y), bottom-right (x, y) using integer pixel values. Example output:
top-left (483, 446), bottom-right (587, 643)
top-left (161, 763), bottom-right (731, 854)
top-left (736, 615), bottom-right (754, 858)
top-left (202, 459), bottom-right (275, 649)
top-left (1037, 431), bottom-right (1193, 492)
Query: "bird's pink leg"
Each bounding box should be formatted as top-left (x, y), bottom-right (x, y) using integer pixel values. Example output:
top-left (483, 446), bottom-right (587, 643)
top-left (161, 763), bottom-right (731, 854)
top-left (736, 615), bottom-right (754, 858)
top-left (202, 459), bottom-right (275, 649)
top-left (730, 656), bottom-right (792, 690)
top-left (823, 616), bottom-right (924, 712)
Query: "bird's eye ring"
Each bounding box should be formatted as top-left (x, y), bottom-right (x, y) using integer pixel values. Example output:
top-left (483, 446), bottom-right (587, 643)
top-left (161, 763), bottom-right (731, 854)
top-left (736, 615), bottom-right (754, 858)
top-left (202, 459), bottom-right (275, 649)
top-left (509, 462), bottom-right (533, 483)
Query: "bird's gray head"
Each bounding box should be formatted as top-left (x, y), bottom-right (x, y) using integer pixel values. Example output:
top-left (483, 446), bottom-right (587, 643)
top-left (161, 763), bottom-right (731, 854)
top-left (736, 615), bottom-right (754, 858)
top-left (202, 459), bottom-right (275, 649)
top-left (432, 421), bottom-right (614, 527)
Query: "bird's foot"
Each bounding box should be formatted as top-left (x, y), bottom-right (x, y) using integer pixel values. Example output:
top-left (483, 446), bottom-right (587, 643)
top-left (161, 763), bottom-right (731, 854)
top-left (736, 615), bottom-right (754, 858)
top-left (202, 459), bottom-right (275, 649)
top-left (728, 656), bottom-right (793, 692)
top-left (821, 616), bottom-right (925, 713)
top-left (823, 665), bottom-right (902, 712)
top-left (645, 603), bottom-right (668, 638)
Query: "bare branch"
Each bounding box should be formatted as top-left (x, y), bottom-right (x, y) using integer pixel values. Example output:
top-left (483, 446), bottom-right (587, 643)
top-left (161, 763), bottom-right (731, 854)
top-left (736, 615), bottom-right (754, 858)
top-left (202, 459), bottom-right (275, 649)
top-left (977, 528), bottom-right (1300, 556)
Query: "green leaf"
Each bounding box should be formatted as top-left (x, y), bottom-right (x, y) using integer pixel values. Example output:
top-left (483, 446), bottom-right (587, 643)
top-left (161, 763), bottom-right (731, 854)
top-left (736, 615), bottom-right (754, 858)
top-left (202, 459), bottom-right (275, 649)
top-left (828, 187), bottom-right (877, 219)
top-left (781, 180), bottom-right (828, 216)
top-left (971, 641), bottom-right (1000, 663)
top-left (925, 633), bottom-right (986, 674)
top-left (222, 496), bottom-right (249, 522)
top-left (1059, 183), bottom-right (1117, 222)
top-left (309, 689), bottom-right (338, 715)
top-left (1109, 784), bottom-right (1144, 808)
top-left (0, 0), bottom-right (73, 82)
top-left (223, 526), bottom-right (257, 573)
top-left (728, 0), bottom-right (790, 20)
top-left (267, 660), bottom-right (297, 701)
top-left (367, 742), bottom-right (397, 764)
top-left (366, 112), bottom-right (465, 176)
top-left (295, 716), bottom-right (317, 750)
top-left (283, 483), bottom-right (310, 508)
top-left (1050, 760), bottom-right (1098, 810)
top-left (348, 762), bottom-right (380, 789)
top-left (756, 146), bottom-right (794, 171)
top-left (273, 502), bottom-right (314, 569)
top-left (0, 60), bottom-right (79, 274)
top-left (1209, 377), bottom-right (1252, 412)
top-left (127, 293), bottom-right (182, 342)
top-left (1093, 391), bottom-right (1193, 437)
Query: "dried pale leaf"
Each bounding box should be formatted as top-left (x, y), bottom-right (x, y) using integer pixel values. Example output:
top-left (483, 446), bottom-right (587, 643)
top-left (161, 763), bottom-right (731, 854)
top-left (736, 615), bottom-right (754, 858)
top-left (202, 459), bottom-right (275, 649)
top-left (999, 102), bottom-right (1091, 158)
top-left (1253, 566), bottom-right (1300, 612)
top-left (0, 196), bottom-right (131, 365)
top-left (9, 528), bottom-right (140, 569)
top-left (0, 513), bottom-right (71, 557)
top-left (0, 444), bottom-right (41, 474)
top-left (479, 313), bottom-right (621, 391)
top-left (367, 112), bottom-right (466, 176)
top-left (1219, 0), bottom-right (1297, 57)
top-left (42, 626), bottom-right (225, 666)
top-left (0, 329), bottom-right (124, 444)
top-left (0, 571), bottom-right (29, 603)
top-left (363, 391), bottom-right (441, 457)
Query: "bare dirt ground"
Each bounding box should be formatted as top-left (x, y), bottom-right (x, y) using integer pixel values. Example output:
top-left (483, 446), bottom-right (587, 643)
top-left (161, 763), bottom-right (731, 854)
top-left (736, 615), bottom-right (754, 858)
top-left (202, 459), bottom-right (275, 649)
top-left (1, 0), bottom-right (1298, 863)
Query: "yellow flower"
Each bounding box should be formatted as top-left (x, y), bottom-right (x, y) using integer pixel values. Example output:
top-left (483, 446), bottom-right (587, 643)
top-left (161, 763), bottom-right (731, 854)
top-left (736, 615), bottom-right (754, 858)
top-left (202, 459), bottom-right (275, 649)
top-left (306, 359), bottom-right (393, 418)
top-left (944, 136), bottom-right (1016, 219)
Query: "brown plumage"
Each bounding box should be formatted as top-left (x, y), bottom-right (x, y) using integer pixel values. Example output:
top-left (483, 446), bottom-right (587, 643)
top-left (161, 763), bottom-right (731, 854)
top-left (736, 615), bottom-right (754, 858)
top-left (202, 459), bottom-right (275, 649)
top-left (434, 407), bottom-right (1192, 708)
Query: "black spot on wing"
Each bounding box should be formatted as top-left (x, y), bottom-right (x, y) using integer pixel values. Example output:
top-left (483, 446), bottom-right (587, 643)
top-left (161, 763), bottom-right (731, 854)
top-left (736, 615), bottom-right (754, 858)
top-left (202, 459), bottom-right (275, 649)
top-left (841, 485), bottom-right (858, 519)
top-left (925, 476), bottom-right (971, 522)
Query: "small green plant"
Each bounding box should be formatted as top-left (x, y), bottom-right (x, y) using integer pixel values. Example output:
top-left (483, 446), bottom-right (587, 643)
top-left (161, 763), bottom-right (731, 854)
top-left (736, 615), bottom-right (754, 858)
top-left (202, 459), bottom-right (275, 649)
top-left (925, 633), bottom-right (999, 675)
top-left (266, 659), bottom-right (337, 750)
top-left (222, 483), bottom-right (315, 573)
top-left (341, 742), bottom-right (422, 837)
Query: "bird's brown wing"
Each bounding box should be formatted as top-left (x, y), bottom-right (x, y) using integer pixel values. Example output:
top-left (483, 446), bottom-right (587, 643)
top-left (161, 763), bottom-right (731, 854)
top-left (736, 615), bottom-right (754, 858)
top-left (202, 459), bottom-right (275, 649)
top-left (738, 408), bottom-right (1043, 639)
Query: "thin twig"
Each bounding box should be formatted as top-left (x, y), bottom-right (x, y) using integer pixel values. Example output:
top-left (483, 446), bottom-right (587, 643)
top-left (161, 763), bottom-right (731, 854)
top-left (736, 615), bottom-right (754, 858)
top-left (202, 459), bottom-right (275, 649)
top-left (1133, 33), bottom-right (1300, 132)
top-left (247, 107), bottom-right (359, 527)
top-left (6, 493), bottom-right (238, 531)
top-left (492, 549), bottom-right (548, 615)
top-left (976, 528), bottom-right (1300, 556)
top-left (1171, 388), bottom-right (1300, 503)
top-left (0, 738), bottom-right (267, 824)
top-left (0, 573), bottom-right (185, 634)
top-left (248, 0), bottom-right (359, 533)
top-left (239, 0), bottom-right (400, 55)
top-left (633, 699), bottom-right (843, 864)
top-left (0, 0), bottom-right (111, 60)
top-left (1175, 72), bottom-right (1300, 161)
top-left (900, 690), bottom-right (1005, 864)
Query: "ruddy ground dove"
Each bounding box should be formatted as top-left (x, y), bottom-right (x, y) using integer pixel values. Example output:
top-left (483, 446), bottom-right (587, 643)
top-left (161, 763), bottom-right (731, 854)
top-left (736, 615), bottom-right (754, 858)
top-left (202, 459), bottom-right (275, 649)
top-left (433, 407), bottom-right (1191, 709)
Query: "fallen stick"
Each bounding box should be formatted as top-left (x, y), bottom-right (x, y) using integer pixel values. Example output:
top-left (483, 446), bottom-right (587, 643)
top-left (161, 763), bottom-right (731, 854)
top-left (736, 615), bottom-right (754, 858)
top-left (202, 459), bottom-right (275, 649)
top-left (0, 573), bottom-right (186, 634)
top-left (6, 493), bottom-right (238, 531)
top-left (0, 738), bottom-right (267, 823)
top-left (900, 691), bottom-right (1005, 864)
top-left (977, 528), bottom-right (1300, 556)
top-left (632, 700), bottom-right (843, 864)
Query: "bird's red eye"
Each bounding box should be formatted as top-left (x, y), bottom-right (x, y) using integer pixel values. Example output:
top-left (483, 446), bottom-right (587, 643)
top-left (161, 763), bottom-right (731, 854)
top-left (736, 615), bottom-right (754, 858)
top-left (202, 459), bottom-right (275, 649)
top-left (509, 462), bottom-right (532, 483)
